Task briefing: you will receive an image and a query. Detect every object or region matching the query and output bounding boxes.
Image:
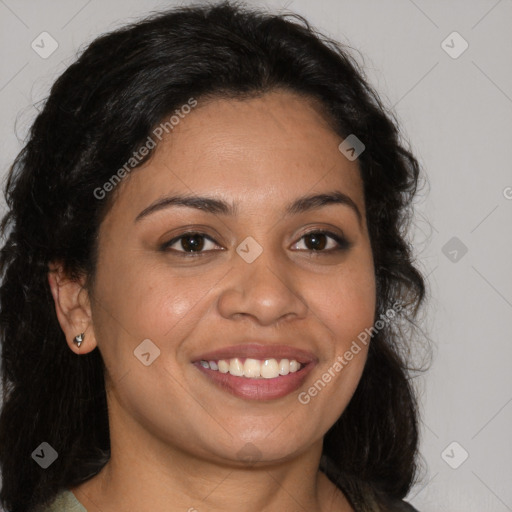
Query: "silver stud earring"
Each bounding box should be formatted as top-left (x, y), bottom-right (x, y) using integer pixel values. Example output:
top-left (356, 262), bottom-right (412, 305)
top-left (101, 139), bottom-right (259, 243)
top-left (73, 332), bottom-right (85, 348)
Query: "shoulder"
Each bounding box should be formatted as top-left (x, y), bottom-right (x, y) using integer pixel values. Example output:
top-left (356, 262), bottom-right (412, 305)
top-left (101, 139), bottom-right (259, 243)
top-left (38, 490), bottom-right (87, 512)
top-left (385, 499), bottom-right (420, 512)
top-left (375, 494), bottom-right (420, 512)
top-left (318, 456), bottom-right (423, 512)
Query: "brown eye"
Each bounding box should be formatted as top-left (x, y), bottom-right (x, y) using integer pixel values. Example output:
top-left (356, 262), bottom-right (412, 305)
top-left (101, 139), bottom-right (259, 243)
top-left (178, 234), bottom-right (205, 252)
top-left (161, 232), bottom-right (220, 256)
top-left (303, 232), bottom-right (329, 251)
top-left (293, 230), bottom-right (351, 252)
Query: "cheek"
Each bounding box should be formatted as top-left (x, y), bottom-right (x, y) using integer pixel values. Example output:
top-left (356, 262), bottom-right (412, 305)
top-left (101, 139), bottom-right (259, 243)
top-left (93, 244), bottom-right (215, 342)
top-left (297, 268), bottom-right (375, 429)
top-left (330, 273), bottom-right (376, 349)
top-left (90, 251), bottom-right (234, 402)
top-left (314, 252), bottom-right (376, 350)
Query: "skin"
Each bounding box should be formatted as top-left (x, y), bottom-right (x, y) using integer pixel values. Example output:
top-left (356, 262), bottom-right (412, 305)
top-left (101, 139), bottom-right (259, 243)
top-left (48, 90), bottom-right (376, 512)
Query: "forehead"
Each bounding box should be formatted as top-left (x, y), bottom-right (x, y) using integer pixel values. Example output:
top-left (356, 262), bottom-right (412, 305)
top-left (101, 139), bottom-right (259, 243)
top-left (107, 90), bottom-right (364, 222)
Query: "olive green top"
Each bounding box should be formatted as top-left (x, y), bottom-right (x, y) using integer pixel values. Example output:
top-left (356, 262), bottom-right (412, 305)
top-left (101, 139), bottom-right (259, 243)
top-left (42, 490), bottom-right (87, 512)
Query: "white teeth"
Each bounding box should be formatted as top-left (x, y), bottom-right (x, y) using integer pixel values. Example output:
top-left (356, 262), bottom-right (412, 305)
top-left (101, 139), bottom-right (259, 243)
top-left (218, 360), bottom-right (229, 373)
top-left (289, 360), bottom-right (300, 372)
top-left (229, 358), bottom-right (244, 377)
top-left (243, 358), bottom-right (261, 378)
top-left (261, 359), bottom-right (279, 379)
top-left (199, 357), bottom-right (303, 379)
top-left (279, 359), bottom-right (290, 375)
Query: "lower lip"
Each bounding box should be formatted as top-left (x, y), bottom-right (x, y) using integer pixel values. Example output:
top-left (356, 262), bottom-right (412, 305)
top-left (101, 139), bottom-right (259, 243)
top-left (194, 363), bottom-right (315, 401)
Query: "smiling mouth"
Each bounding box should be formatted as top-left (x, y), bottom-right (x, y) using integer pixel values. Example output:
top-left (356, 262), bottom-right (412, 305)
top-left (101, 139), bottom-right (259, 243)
top-left (191, 343), bottom-right (317, 400)
top-left (196, 357), bottom-right (304, 379)
top-left (193, 358), bottom-right (314, 401)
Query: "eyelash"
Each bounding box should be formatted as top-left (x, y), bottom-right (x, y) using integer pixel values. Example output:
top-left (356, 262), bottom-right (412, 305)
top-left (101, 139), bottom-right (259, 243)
top-left (160, 230), bottom-right (351, 257)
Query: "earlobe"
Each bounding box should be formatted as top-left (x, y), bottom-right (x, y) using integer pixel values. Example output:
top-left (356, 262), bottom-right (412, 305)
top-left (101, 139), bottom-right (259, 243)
top-left (47, 262), bottom-right (98, 354)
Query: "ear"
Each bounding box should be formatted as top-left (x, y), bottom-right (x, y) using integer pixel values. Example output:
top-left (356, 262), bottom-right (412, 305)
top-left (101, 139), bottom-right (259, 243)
top-left (47, 261), bottom-right (98, 354)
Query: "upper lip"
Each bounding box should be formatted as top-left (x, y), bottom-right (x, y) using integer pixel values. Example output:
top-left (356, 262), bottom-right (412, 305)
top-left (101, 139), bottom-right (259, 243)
top-left (193, 343), bottom-right (318, 365)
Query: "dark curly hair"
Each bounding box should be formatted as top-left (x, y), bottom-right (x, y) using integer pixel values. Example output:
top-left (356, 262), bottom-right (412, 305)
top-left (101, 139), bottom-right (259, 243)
top-left (0, 2), bottom-right (429, 511)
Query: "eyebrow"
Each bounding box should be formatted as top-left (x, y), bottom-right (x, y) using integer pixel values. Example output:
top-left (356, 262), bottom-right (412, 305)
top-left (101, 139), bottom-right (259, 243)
top-left (134, 191), bottom-right (363, 226)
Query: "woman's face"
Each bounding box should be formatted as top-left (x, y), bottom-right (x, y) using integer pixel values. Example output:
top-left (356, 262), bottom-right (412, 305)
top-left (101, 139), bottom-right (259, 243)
top-left (88, 90), bottom-right (376, 465)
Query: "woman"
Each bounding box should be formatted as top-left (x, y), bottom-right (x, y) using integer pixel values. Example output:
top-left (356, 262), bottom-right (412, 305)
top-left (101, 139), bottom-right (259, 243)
top-left (0, 2), bottom-right (427, 511)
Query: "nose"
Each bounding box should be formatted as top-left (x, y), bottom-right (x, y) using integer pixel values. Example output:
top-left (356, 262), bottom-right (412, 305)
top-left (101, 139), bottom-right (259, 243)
top-left (216, 246), bottom-right (309, 326)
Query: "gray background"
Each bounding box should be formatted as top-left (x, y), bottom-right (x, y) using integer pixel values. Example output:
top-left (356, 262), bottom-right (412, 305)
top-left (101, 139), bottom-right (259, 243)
top-left (1, 1), bottom-right (511, 511)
